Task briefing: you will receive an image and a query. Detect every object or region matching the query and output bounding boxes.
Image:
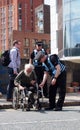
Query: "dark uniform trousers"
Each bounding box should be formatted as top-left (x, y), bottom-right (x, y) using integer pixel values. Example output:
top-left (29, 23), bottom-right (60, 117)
top-left (35, 66), bottom-right (48, 98)
top-left (49, 70), bottom-right (66, 109)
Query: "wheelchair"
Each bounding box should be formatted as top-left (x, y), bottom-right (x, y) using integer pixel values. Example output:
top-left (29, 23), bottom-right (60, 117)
top-left (12, 83), bottom-right (44, 111)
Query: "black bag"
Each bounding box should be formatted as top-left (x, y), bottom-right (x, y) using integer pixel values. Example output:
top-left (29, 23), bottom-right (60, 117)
top-left (1, 50), bottom-right (11, 66)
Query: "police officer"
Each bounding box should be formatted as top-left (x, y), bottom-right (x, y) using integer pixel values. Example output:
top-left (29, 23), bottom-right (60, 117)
top-left (35, 52), bottom-right (66, 111)
top-left (29, 41), bottom-right (47, 64)
top-left (29, 42), bottom-right (48, 98)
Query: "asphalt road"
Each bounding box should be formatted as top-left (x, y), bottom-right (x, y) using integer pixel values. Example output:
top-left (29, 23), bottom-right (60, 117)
top-left (0, 106), bottom-right (80, 130)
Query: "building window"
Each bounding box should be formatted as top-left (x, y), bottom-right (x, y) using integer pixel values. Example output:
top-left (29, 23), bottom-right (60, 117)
top-left (32, 39), bottom-right (38, 47)
top-left (35, 8), bottom-right (44, 33)
top-left (19, 15), bottom-right (22, 19)
top-left (24, 38), bottom-right (29, 47)
top-left (19, 9), bottom-right (22, 14)
top-left (19, 19), bottom-right (22, 25)
top-left (23, 48), bottom-right (30, 58)
top-left (18, 19), bottom-right (22, 31)
top-left (63, 0), bottom-right (80, 49)
top-left (18, 3), bottom-right (22, 31)
top-left (18, 3), bottom-right (22, 9)
top-left (37, 11), bottom-right (43, 20)
top-left (9, 5), bottom-right (13, 11)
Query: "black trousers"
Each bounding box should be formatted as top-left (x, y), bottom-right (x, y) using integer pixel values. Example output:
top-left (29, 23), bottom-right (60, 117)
top-left (49, 70), bottom-right (66, 109)
top-left (7, 67), bottom-right (18, 99)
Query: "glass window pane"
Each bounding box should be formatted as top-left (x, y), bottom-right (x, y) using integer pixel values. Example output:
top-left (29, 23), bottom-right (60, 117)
top-left (64, 22), bottom-right (71, 48)
top-left (71, 19), bottom-right (80, 48)
top-left (63, 2), bottom-right (70, 21)
top-left (71, 0), bottom-right (80, 19)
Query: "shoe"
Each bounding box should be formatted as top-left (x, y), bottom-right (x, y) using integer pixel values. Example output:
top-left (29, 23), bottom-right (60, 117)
top-left (45, 107), bottom-right (54, 110)
top-left (26, 107), bottom-right (30, 111)
top-left (54, 107), bottom-right (62, 111)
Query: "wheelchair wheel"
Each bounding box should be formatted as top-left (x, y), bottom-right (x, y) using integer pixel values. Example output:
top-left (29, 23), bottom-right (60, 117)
top-left (12, 87), bottom-right (19, 109)
top-left (20, 99), bottom-right (25, 111)
top-left (20, 90), bottom-right (28, 111)
top-left (33, 99), bottom-right (41, 110)
top-left (20, 92), bottom-right (25, 111)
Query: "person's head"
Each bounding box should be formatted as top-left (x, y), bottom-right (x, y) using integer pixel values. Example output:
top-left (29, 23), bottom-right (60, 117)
top-left (24, 63), bottom-right (34, 76)
top-left (35, 51), bottom-right (47, 63)
top-left (13, 40), bottom-right (21, 49)
top-left (35, 41), bottom-right (43, 51)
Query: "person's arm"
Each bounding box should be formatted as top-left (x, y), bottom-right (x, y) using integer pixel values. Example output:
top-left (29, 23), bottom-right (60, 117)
top-left (29, 58), bottom-right (33, 64)
top-left (51, 64), bottom-right (61, 85)
top-left (49, 54), bottom-right (61, 85)
top-left (10, 49), bottom-right (18, 74)
top-left (29, 52), bottom-right (34, 64)
top-left (30, 70), bottom-right (37, 85)
top-left (54, 64), bottom-right (61, 78)
top-left (14, 71), bottom-right (22, 86)
top-left (14, 71), bottom-right (25, 90)
top-left (39, 71), bottom-right (48, 88)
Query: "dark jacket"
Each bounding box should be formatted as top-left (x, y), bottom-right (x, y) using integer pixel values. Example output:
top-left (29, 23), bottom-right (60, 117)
top-left (14, 70), bottom-right (37, 88)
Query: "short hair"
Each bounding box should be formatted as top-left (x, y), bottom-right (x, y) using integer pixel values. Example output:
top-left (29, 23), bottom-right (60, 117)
top-left (13, 40), bottom-right (19, 46)
top-left (24, 63), bottom-right (34, 71)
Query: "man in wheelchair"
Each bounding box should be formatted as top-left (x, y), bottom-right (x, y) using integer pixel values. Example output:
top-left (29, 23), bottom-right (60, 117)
top-left (14, 63), bottom-right (39, 111)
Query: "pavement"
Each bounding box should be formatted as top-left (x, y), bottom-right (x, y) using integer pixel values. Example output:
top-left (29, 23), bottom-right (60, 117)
top-left (0, 92), bottom-right (80, 109)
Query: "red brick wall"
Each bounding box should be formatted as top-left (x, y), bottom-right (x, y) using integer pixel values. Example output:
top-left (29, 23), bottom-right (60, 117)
top-left (13, 30), bottom-right (50, 59)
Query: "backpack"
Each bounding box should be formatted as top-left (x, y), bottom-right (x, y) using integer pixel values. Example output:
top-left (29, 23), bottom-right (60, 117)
top-left (0, 50), bottom-right (11, 66)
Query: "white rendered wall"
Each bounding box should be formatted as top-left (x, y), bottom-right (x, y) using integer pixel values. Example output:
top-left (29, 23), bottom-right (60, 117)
top-left (50, 0), bottom-right (58, 54)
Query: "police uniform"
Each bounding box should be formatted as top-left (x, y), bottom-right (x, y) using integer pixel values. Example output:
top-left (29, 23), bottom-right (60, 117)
top-left (30, 42), bottom-right (48, 97)
top-left (43, 54), bottom-right (66, 110)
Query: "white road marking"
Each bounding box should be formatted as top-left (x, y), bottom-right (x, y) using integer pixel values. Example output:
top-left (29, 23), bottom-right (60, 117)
top-left (0, 118), bottom-right (79, 125)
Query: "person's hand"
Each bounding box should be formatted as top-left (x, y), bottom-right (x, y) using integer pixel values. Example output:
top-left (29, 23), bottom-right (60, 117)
top-left (39, 82), bottom-right (44, 88)
top-left (19, 85), bottom-right (24, 90)
top-left (30, 80), bottom-right (36, 85)
top-left (51, 78), bottom-right (56, 85)
top-left (14, 71), bottom-right (18, 75)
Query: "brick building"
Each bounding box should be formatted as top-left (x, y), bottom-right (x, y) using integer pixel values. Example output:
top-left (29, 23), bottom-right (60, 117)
top-left (13, 30), bottom-right (50, 59)
top-left (0, 0), bottom-right (50, 59)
